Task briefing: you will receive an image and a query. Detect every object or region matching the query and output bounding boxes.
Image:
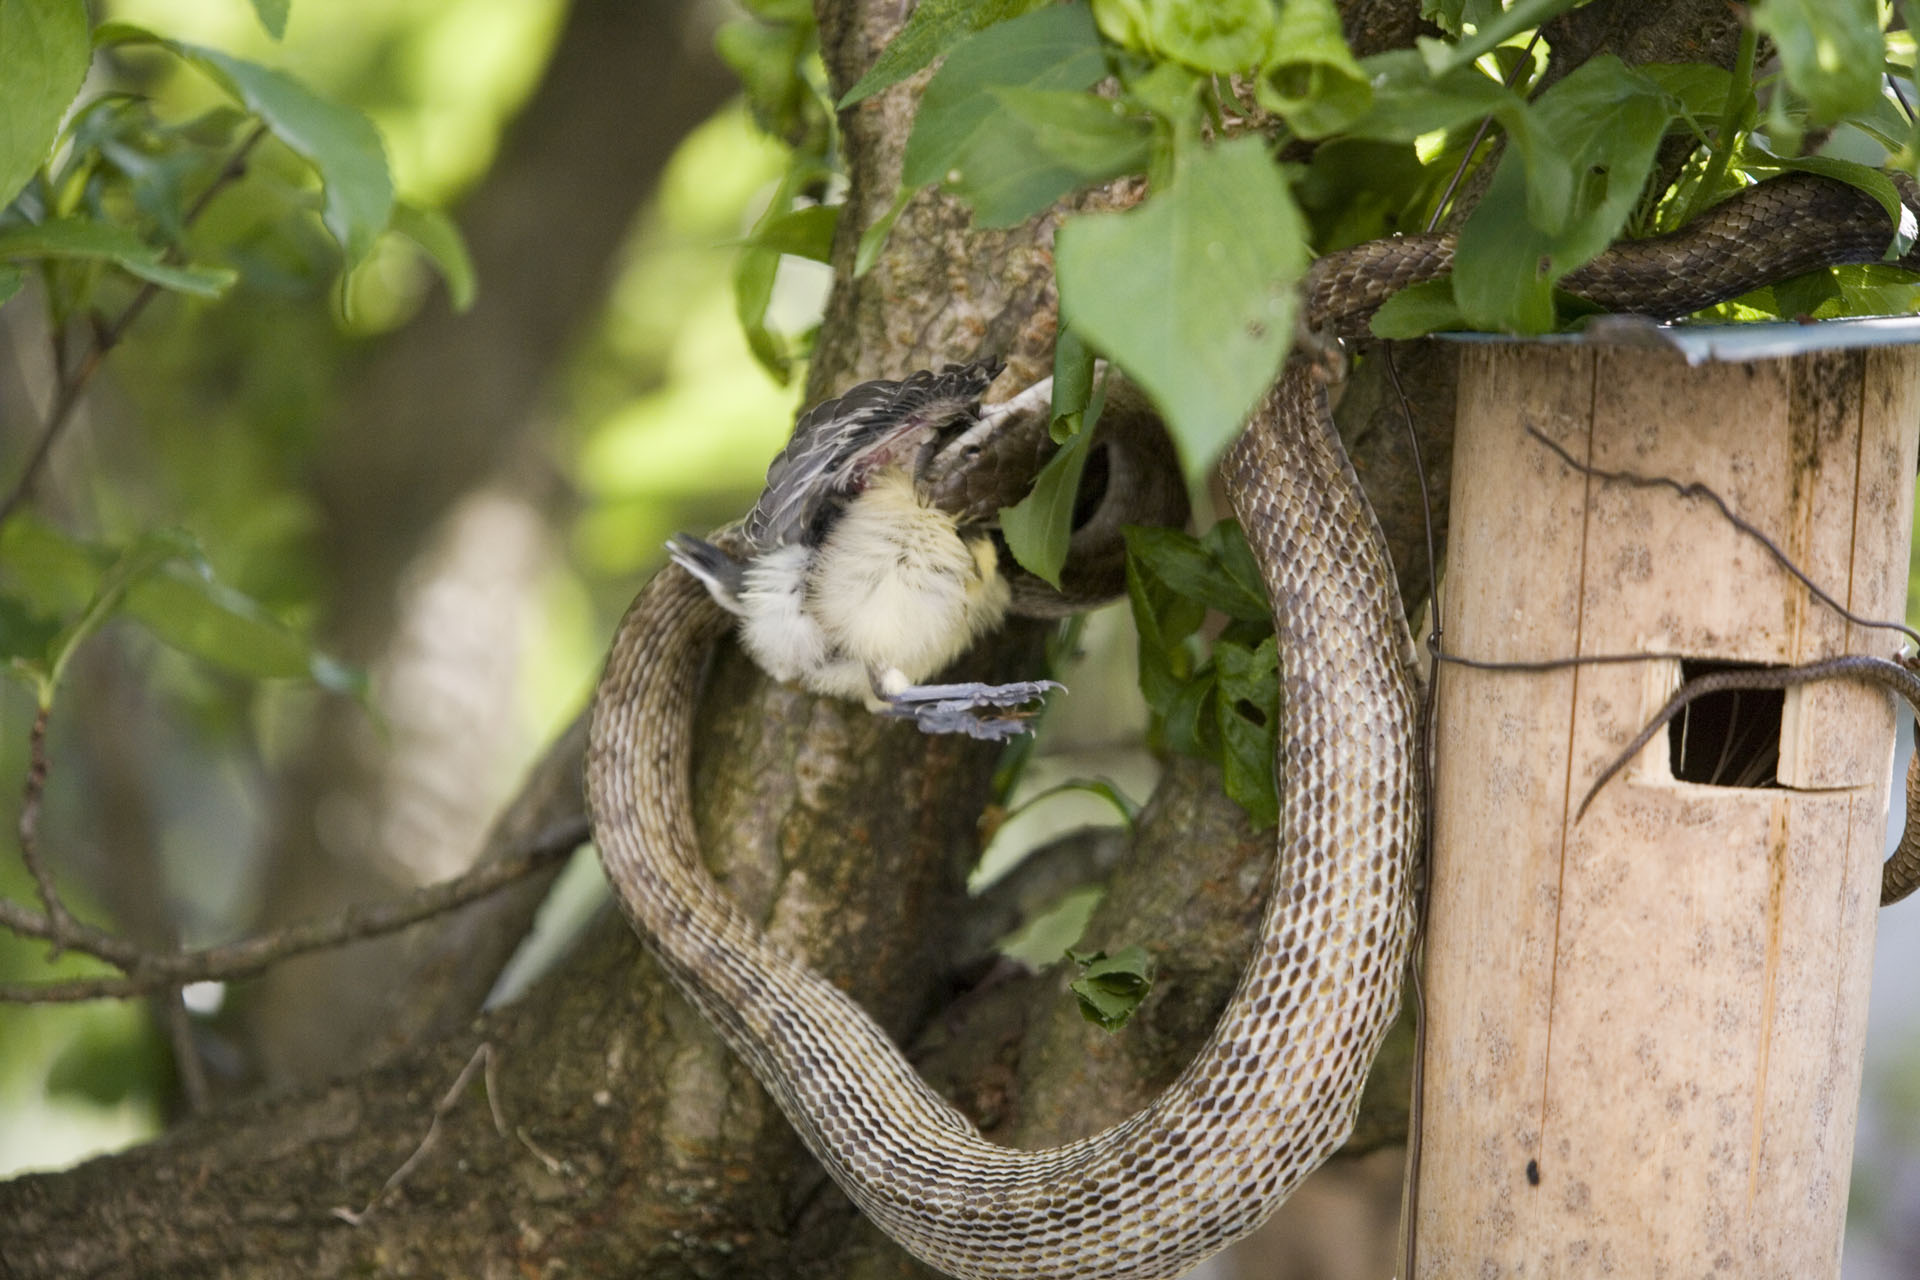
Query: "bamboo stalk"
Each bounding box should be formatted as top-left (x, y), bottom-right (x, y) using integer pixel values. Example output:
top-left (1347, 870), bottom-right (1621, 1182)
top-left (1417, 341), bottom-right (1919, 1277)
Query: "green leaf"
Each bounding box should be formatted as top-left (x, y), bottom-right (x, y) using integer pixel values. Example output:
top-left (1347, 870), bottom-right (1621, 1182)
top-left (854, 186), bottom-right (913, 278)
top-left (125, 564), bottom-right (362, 690)
top-left (0, 594), bottom-right (61, 672)
top-left (1052, 325), bottom-right (1096, 427)
top-left (0, 217), bottom-right (236, 296)
top-left (1092, 0), bottom-right (1275, 74)
top-left (1160, 661), bottom-right (1218, 758)
top-left (179, 44), bottom-right (392, 264)
top-left (734, 238), bottom-right (787, 381)
top-left (1751, 0), bottom-right (1882, 126)
top-left (1416, 0), bottom-right (1580, 77)
top-left (1514, 57), bottom-right (1672, 238)
top-left (1453, 57), bottom-right (1676, 333)
top-left (1057, 136), bottom-right (1310, 472)
top-left (249, 0), bottom-right (289, 40)
top-left (1368, 277), bottom-right (1467, 338)
top-left (390, 201), bottom-right (477, 311)
top-left (43, 530), bottom-right (194, 696)
top-left (1215, 635), bottom-right (1278, 828)
top-left (1124, 523), bottom-right (1268, 621)
top-left (714, 13), bottom-right (820, 146)
top-left (1256, 0), bottom-right (1370, 138)
top-left (1066, 944), bottom-right (1154, 1031)
top-left (840, 0), bottom-right (1037, 107)
top-left (0, 263), bottom-right (25, 307)
top-left (0, 520), bottom-right (361, 698)
top-left (1123, 527), bottom-right (1206, 714)
top-left (1340, 50), bottom-right (1527, 144)
top-left (0, 0), bottom-right (91, 210)
top-left (739, 203), bottom-right (839, 261)
top-left (900, 4), bottom-right (1108, 191)
top-left (1001, 417), bottom-right (1095, 589)
top-left (1200, 520), bottom-right (1268, 618)
top-left (950, 87), bottom-right (1153, 226)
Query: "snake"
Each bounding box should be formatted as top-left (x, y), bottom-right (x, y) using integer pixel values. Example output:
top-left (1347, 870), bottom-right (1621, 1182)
top-left (584, 169), bottom-right (1920, 1279)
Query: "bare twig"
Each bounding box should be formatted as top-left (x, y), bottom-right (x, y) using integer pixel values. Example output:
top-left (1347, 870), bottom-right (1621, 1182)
top-left (0, 817), bottom-right (587, 1003)
top-left (331, 1042), bottom-right (508, 1226)
top-left (17, 705), bottom-right (77, 954)
top-left (0, 124), bottom-right (268, 524)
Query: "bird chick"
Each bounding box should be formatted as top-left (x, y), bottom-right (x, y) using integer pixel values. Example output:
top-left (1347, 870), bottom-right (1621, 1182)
top-left (668, 360), bottom-right (1058, 739)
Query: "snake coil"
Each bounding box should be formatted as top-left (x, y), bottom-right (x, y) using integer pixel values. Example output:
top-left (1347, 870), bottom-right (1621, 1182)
top-left (585, 171), bottom-right (1920, 1279)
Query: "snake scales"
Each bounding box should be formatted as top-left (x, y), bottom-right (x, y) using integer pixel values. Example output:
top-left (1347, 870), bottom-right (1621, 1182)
top-left (584, 171), bottom-right (1920, 1279)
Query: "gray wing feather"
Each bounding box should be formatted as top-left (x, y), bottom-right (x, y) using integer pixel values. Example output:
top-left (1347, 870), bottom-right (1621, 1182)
top-left (743, 360), bottom-right (1002, 550)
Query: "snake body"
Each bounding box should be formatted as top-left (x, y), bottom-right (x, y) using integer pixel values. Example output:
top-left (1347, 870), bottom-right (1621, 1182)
top-left (584, 172), bottom-right (1920, 1278)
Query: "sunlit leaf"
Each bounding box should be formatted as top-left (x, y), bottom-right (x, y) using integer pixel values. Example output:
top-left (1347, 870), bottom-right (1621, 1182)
top-left (1092, 0), bottom-right (1275, 74)
top-left (949, 87), bottom-right (1152, 226)
top-left (739, 203), bottom-right (838, 261)
top-left (1257, 0), bottom-right (1369, 138)
top-left (1416, 0), bottom-right (1580, 76)
top-left (1369, 278), bottom-right (1467, 339)
top-left (900, 4), bottom-right (1107, 191)
top-left (178, 46), bottom-right (391, 264)
top-left (391, 201), bottom-right (477, 311)
top-left (0, 0), bottom-right (91, 209)
top-left (1000, 413), bottom-right (1095, 589)
top-left (1340, 49), bottom-right (1527, 144)
top-left (1453, 57), bottom-right (1675, 333)
top-left (1058, 137), bottom-right (1309, 472)
top-left (840, 0), bottom-right (1038, 107)
top-left (1752, 0), bottom-right (1881, 125)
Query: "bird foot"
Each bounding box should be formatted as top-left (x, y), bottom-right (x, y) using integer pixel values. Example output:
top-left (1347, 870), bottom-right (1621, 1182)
top-left (879, 680), bottom-right (1064, 740)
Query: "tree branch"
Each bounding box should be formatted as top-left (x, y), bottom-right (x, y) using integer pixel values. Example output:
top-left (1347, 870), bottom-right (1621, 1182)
top-left (0, 817), bottom-right (584, 1003)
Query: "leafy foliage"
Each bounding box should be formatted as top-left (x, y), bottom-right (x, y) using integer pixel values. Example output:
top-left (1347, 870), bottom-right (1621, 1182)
top-left (1124, 523), bottom-right (1280, 826)
top-left (0, 1), bottom-right (476, 713)
top-left (1066, 944), bottom-right (1153, 1031)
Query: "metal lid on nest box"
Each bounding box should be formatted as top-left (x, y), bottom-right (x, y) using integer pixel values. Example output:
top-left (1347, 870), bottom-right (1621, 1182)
top-left (1434, 315), bottom-right (1920, 365)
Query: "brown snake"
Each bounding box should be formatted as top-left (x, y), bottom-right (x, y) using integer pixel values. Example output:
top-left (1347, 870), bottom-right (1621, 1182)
top-left (585, 172), bottom-right (1920, 1278)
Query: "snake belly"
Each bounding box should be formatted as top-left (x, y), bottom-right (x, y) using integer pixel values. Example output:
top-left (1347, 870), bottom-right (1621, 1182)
top-left (583, 362), bottom-right (1419, 1280)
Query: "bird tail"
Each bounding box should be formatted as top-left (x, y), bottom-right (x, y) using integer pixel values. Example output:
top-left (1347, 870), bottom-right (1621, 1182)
top-left (665, 534), bottom-right (748, 616)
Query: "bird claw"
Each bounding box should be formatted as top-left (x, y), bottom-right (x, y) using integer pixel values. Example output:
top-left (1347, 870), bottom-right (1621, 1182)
top-left (879, 680), bottom-right (1064, 740)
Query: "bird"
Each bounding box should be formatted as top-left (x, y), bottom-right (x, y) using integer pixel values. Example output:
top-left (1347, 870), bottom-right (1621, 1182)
top-left (666, 358), bottom-right (1059, 739)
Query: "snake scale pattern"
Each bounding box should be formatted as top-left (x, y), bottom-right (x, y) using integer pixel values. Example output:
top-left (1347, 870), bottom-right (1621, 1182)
top-left (585, 171), bottom-right (1920, 1278)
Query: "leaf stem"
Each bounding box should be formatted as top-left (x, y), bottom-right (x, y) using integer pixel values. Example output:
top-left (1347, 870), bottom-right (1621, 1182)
top-left (1682, 21), bottom-right (1758, 225)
